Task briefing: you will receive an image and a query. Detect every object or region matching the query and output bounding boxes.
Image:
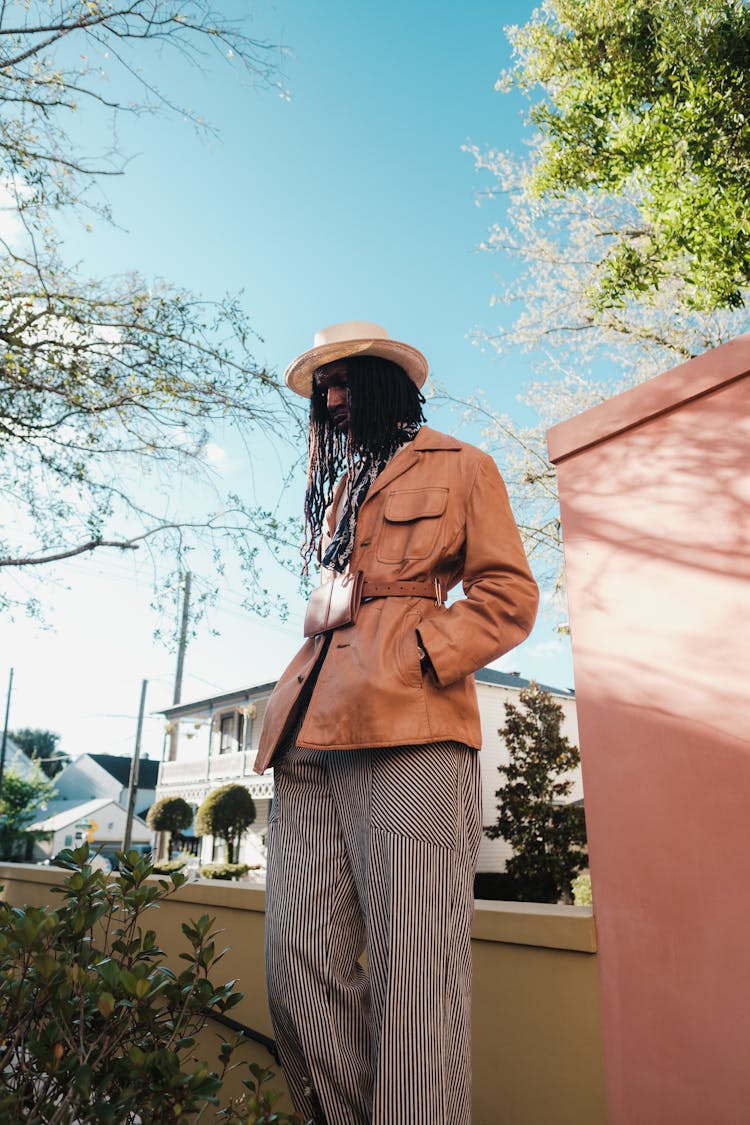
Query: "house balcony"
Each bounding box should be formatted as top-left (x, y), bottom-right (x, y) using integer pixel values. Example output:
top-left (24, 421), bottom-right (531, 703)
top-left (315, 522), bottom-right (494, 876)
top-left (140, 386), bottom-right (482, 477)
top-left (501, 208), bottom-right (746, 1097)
top-left (158, 753), bottom-right (275, 802)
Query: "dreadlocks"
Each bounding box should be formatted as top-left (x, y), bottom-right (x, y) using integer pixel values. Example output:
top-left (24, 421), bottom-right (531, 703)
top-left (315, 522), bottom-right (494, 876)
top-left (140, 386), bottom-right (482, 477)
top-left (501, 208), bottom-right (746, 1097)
top-left (301, 354), bottom-right (426, 571)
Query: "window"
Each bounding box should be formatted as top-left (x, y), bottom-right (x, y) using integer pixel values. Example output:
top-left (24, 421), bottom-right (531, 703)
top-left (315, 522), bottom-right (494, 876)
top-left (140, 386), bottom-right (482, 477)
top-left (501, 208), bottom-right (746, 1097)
top-left (219, 713), bottom-right (235, 754)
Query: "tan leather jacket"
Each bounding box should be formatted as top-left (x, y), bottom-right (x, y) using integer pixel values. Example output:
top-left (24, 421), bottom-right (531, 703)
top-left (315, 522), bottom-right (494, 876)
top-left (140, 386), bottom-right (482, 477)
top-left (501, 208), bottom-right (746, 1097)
top-left (253, 426), bottom-right (538, 772)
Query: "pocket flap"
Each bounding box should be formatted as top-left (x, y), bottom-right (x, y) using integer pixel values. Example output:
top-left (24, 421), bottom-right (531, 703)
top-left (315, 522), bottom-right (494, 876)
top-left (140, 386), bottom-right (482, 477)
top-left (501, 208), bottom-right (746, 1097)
top-left (384, 488), bottom-right (448, 522)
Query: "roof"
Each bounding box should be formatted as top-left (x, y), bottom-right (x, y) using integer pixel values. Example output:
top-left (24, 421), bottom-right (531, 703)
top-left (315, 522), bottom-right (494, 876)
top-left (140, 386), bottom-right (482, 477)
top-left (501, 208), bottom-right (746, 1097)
top-left (161, 682), bottom-right (277, 720)
top-left (474, 668), bottom-right (575, 698)
top-left (30, 797), bottom-right (118, 833)
top-left (87, 754), bottom-right (159, 789)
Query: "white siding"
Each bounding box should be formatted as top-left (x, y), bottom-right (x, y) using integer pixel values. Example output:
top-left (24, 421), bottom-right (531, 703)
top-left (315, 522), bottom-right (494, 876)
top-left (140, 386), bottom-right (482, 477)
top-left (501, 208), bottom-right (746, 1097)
top-left (156, 679), bottom-right (583, 879)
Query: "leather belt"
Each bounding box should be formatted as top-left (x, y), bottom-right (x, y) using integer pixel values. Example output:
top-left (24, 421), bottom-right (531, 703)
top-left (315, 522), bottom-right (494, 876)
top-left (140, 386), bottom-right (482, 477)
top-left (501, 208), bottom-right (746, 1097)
top-left (362, 578), bottom-right (444, 605)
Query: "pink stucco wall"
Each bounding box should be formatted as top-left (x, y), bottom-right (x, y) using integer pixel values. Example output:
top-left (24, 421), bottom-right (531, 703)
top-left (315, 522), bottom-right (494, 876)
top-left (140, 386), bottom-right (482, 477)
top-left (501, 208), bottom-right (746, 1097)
top-left (548, 335), bottom-right (750, 1125)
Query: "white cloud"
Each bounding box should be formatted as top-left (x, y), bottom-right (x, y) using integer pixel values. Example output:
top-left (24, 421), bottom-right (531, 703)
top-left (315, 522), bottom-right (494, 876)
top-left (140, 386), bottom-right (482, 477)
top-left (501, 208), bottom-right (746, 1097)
top-left (204, 442), bottom-right (229, 470)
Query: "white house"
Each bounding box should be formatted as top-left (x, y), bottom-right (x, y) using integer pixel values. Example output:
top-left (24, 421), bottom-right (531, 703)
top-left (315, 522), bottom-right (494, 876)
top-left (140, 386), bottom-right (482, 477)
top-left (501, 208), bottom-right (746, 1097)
top-left (29, 797), bottom-right (151, 865)
top-left (53, 753), bottom-right (158, 819)
top-left (157, 670), bottom-right (579, 876)
top-left (157, 684), bottom-right (276, 869)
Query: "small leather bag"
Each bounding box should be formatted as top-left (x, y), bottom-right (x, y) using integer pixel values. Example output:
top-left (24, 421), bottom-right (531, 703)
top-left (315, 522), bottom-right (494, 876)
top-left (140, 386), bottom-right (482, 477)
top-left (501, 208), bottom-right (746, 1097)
top-left (303, 570), bottom-right (364, 638)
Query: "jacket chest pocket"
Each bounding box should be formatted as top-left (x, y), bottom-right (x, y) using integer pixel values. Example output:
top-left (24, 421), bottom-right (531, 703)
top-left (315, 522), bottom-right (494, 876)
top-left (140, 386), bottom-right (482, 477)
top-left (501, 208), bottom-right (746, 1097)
top-left (376, 487), bottom-right (448, 564)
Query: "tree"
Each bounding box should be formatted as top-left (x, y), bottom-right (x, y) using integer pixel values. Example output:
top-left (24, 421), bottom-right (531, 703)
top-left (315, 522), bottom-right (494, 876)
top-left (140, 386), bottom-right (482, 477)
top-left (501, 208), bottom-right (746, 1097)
top-left (196, 783), bottom-right (255, 864)
top-left (502, 0), bottom-right (750, 310)
top-left (0, 765), bottom-right (56, 860)
top-left (447, 149), bottom-right (749, 592)
top-left (0, 0), bottom-right (304, 624)
top-left (485, 682), bottom-right (587, 903)
top-left (450, 4), bottom-right (750, 594)
top-left (146, 794), bottom-right (193, 856)
top-left (8, 727), bottom-right (70, 776)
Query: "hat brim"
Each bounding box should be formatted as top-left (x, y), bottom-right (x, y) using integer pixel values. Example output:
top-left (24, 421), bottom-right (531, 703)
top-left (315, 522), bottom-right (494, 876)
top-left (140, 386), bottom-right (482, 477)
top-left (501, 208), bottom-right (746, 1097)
top-left (284, 338), bottom-right (429, 398)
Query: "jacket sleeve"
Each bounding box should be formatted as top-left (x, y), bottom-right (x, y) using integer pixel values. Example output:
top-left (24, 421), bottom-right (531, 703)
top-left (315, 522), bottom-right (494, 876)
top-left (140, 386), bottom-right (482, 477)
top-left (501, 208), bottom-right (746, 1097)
top-left (416, 454), bottom-right (539, 687)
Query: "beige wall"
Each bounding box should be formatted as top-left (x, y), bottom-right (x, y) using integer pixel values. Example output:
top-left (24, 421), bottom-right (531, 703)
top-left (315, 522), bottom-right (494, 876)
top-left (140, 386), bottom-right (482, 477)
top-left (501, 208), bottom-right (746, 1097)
top-left (1, 864), bottom-right (605, 1125)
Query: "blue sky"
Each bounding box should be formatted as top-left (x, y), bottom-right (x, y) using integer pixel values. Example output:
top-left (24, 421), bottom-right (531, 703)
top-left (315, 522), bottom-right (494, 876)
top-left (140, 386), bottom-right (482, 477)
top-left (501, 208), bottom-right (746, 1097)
top-left (4, 0), bottom-right (577, 762)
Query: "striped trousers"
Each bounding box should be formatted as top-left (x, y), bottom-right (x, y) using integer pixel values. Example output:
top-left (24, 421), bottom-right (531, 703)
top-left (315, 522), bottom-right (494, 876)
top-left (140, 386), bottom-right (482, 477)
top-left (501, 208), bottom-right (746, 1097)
top-left (265, 735), bottom-right (482, 1125)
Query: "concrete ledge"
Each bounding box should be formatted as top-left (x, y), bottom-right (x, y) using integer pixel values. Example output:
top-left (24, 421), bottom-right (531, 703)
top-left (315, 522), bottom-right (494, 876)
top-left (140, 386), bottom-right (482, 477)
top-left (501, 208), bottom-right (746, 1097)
top-left (2, 864), bottom-right (596, 952)
top-left (547, 330), bottom-right (750, 463)
top-left (172, 878), bottom-right (267, 913)
top-left (472, 898), bottom-right (597, 952)
top-left (0, 862), bottom-right (67, 886)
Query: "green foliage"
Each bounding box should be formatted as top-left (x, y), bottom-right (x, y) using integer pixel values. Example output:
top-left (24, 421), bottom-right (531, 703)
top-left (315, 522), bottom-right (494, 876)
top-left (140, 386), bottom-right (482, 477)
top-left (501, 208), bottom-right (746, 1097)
top-left (8, 728), bottom-right (69, 777)
top-left (151, 859), bottom-right (188, 875)
top-left (147, 795), bottom-right (194, 857)
top-left (0, 765), bottom-right (56, 860)
top-left (196, 786), bottom-right (256, 866)
top-left (572, 872), bottom-right (593, 906)
top-left (0, 843), bottom-right (300, 1124)
top-left (224, 1063), bottom-right (301, 1124)
top-left (453, 1), bottom-right (750, 600)
top-left (503, 0), bottom-right (750, 309)
top-left (200, 864), bottom-right (251, 882)
top-left (485, 683), bottom-right (588, 903)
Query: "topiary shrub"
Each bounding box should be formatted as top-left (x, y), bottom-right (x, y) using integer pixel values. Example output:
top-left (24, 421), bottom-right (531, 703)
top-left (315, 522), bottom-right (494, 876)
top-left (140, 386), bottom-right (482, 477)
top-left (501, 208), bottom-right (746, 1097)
top-left (200, 862), bottom-right (251, 881)
top-left (146, 795), bottom-right (194, 857)
top-left (196, 784), bottom-right (256, 864)
top-left (0, 843), bottom-right (299, 1124)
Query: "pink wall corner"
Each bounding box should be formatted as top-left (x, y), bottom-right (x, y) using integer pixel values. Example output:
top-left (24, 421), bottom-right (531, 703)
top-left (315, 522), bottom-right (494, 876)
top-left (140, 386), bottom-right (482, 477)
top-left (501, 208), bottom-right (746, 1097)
top-left (548, 339), bottom-right (750, 1125)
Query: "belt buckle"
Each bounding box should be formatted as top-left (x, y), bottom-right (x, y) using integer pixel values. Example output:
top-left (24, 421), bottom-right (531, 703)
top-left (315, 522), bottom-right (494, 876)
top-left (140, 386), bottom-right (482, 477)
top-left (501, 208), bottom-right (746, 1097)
top-left (434, 577), bottom-right (443, 607)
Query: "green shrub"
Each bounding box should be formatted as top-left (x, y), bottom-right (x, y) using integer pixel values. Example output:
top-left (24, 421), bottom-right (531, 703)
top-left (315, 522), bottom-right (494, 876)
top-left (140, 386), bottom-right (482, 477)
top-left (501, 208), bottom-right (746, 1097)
top-left (0, 765), bottom-right (56, 860)
top-left (572, 872), bottom-right (593, 906)
top-left (200, 862), bottom-right (250, 881)
top-left (151, 858), bottom-right (188, 875)
top-left (196, 785), bottom-right (256, 864)
top-left (0, 843), bottom-right (299, 1124)
top-left (146, 795), bottom-right (194, 856)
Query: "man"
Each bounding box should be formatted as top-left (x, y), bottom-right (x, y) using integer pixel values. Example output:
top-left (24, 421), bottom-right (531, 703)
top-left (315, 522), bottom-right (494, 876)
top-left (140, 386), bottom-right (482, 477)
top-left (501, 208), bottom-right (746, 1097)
top-left (255, 322), bottom-right (538, 1125)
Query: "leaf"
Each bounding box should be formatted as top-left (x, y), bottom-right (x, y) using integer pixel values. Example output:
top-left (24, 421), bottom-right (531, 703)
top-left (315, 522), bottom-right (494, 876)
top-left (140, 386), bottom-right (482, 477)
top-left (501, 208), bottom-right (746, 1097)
top-left (97, 991), bottom-right (116, 1018)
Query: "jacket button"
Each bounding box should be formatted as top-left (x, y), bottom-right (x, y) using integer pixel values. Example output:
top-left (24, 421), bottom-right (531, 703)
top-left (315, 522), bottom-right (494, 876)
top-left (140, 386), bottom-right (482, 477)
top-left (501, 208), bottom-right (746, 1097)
top-left (297, 674), bottom-right (304, 683)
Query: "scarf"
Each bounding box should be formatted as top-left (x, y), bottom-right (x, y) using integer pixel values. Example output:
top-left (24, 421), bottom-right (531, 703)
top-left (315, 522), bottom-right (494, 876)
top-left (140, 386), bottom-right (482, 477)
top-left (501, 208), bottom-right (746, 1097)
top-left (321, 423), bottom-right (421, 572)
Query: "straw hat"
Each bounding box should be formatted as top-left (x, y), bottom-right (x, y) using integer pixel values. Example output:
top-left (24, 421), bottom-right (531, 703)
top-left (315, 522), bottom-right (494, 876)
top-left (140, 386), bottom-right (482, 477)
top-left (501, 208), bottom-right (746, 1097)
top-left (284, 321), bottom-right (429, 398)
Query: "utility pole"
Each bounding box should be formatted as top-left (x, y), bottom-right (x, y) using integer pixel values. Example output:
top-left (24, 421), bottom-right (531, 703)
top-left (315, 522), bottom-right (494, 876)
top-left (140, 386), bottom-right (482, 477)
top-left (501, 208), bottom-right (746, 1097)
top-left (168, 571), bottom-right (191, 763)
top-left (0, 667), bottom-right (14, 800)
top-left (122, 679), bottom-right (148, 854)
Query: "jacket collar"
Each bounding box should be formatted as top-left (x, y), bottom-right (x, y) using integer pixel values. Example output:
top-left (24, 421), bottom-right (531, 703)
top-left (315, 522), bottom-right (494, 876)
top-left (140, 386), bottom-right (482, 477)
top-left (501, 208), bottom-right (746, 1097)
top-left (365, 425), bottom-right (460, 503)
top-left (324, 426), bottom-right (461, 537)
top-left (412, 425), bottom-right (462, 451)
